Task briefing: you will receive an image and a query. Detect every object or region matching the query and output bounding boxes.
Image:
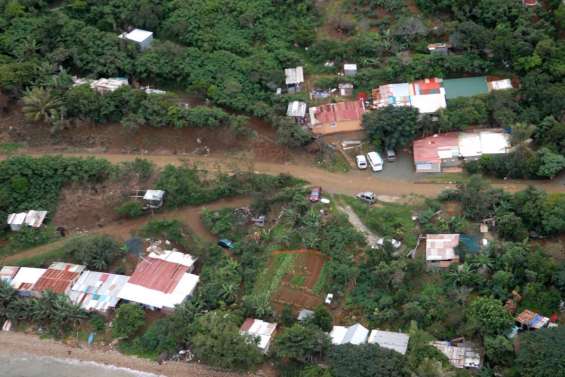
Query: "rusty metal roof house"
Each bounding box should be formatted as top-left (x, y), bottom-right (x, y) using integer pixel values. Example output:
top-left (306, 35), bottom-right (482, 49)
top-left (119, 28), bottom-right (154, 50)
top-left (309, 100), bottom-right (366, 136)
top-left (10, 267), bottom-right (46, 295)
top-left (515, 309), bottom-right (550, 330)
top-left (0, 266), bottom-right (20, 284)
top-left (426, 234), bottom-right (460, 268)
top-left (287, 101), bottom-right (307, 118)
top-left (413, 132), bottom-right (460, 173)
top-left (431, 340), bottom-right (481, 369)
top-left (330, 323), bottom-right (369, 345)
top-left (32, 262), bottom-right (86, 295)
top-left (117, 250), bottom-right (199, 310)
top-left (240, 318), bottom-right (278, 353)
top-left (368, 329), bottom-right (410, 355)
top-left (69, 271), bottom-right (129, 313)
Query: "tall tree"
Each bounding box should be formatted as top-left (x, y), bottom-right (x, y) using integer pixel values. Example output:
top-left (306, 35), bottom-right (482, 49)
top-left (515, 327), bottom-right (565, 377)
top-left (328, 343), bottom-right (410, 377)
top-left (362, 106), bottom-right (420, 150)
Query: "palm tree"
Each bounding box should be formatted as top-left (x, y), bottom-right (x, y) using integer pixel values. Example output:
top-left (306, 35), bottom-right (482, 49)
top-left (22, 87), bottom-right (63, 124)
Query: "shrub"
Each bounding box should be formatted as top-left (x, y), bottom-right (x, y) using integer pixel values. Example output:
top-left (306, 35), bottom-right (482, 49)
top-left (63, 235), bottom-right (122, 271)
top-left (116, 200), bottom-right (144, 218)
top-left (113, 304), bottom-right (145, 339)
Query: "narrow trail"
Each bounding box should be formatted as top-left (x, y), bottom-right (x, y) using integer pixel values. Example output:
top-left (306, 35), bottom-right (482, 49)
top-left (337, 205), bottom-right (380, 248)
top-left (7, 149), bottom-right (564, 197)
top-left (2, 197), bottom-right (251, 264)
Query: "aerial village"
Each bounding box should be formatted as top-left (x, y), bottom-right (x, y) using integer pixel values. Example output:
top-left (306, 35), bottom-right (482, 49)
top-left (0, 1), bottom-right (564, 377)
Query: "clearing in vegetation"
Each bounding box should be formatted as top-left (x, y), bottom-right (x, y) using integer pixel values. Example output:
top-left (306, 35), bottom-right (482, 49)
top-left (255, 249), bottom-right (328, 311)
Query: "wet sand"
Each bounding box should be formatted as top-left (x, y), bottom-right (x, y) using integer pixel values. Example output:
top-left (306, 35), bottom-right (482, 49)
top-left (0, 332), bottom-right (248, 377)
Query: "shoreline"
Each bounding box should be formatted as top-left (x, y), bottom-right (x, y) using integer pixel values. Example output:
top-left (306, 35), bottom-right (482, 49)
top-left (0, 331), bottom-right (250, 377)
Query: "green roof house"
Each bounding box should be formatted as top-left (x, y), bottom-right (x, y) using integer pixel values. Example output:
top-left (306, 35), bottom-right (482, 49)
top-left (443, 77), bottom-right (489, 100)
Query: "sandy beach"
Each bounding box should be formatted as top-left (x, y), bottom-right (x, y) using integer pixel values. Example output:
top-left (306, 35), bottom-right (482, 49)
top-left (0, 332), bottom-right (261, 377)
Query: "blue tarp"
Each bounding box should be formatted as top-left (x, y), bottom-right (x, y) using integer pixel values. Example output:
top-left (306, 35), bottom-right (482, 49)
top-left (460, 234), bottom-right (480, 253)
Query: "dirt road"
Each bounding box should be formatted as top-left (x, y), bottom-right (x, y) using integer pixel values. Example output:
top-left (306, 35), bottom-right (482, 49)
top-left (3, 197), bottom-right (251, 264)
top-left (10, 149), bottom-right (564, 197)
top-left (337, 205), bottom-right (380, 247)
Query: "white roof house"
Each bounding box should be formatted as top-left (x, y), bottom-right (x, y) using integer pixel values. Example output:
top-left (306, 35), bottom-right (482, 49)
top-left (368, 330), bottom-right (410, 355)
top-left (240, 318), bottom-right (278, 353)
top-left (143, 189), bottom-right (165, 209)
top-left (10, 267), bottom-right (46, 292)
top-left (287, 101), bottom-right (307, 117)
top-left (119, 29), bottom-right (154, 50)
top-left (117, 250), bottom-right (199, 310)
top-left (458, 130), bottom-right (510, 159)
top-left (344, 64), bottom-right (358, 76)
top-left (74, 77), bottom-right (129, 93)
top-left (410, 91), bottom-right (447, 114)
top-left (284, 67), bottom-right (304, 86)
top-left (69, 271), bottom-right (129, 313)
top-left (7, 212), bottom-right (27, 231)
top-left (0, 266), bottom-right (20, 284)
top-left (426, 234), bottom-right (460, 267)
top-left (330, 323), bottom-right (369, 345)
top-left (488, 79), bottom-right (513, 91)
top-left (431, 341), bottom-right (481, 369)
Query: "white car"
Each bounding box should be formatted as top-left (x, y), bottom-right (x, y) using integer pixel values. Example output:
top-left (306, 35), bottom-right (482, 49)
top-left (356, 155), bottom-right (368, 169)
top-left (376, 238), bottom-right (402, 249)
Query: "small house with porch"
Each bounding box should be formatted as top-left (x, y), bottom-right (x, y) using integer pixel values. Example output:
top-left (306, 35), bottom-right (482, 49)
top-left (284, 67), bottom-right (304, 93)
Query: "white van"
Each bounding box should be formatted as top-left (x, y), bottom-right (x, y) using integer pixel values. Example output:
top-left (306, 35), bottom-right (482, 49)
top-left (366, 152), bottom-right (383, 172)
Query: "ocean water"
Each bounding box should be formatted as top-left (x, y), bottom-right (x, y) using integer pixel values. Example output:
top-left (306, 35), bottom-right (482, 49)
top-left (0, 354), bottom-right (162, 377)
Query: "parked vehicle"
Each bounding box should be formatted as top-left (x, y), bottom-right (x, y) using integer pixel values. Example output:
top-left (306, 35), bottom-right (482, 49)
top-left (356, 192), bottom-right (376, 204)
top-left (376, 238), bottom-right (402, 249)
top-left (309, 187), bottom-right (322, 202)
top-left (218, 239), bottom-right (234, 249)
top-left (385, 149), bottom-right (396, 162)
top-left (366, 152), bottom-right (383, 172)
top-left (355, 155), bottom-right (368, 169)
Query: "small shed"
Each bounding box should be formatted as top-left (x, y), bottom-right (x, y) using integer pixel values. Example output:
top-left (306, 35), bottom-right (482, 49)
top-left (240, 318), bottom-right (278, 353)
top-left (143, 190), bottom-right (165, 209)
top-left (0, 266), bottom-right (20, 284)
top-left (24, 210), bottom-right (48, 228)
top-left (297, 309), bottom-right (314, 321)
top-left (286, 101), bottom-right (307, 119)
top-left (515, 309), bottom-right (550, 330)
top-left (284, 67), bottom-right (304, 93)
top-left (427, 43), bottom-right (450, 55)
top-left (338, 83), bottom-right (354, 97)
top-left (119, 29), bottom-right (154, 50)
top-left (7, 212), bottom-right (27, 231)
top-left (343, 64), bottom-right (357, 77)
top-left (426, 234), bottom-right (460, 268)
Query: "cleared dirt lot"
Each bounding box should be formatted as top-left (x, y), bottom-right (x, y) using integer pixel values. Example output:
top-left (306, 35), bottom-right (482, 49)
top-left (270, 249), bottom-right (328, 311)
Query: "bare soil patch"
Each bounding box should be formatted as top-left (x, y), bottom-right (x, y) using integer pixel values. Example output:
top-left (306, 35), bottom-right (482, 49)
top-left (271, 249), bottom-right (327, 311)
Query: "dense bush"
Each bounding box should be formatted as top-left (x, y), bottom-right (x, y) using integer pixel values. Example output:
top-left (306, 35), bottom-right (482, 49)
top-left (63, 235), bottom-right (122, 271)
top-left (116, 200), bottom-right (144, 218)
top-left (0, 156), bottom-right (111, 223)
top-left (113, 303), bottom-right (146, 339)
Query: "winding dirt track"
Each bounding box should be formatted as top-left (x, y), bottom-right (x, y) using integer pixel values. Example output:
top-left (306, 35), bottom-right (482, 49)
top-left (11, 149), bottom-right (565, 197)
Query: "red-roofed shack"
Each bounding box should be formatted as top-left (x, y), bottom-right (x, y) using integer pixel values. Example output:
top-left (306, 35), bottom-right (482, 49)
top-left (127, 258), bottom-right (188, 293)
top-left (413, 133), bottom-right (459, 173)
top-left (32, 262), bottom-right (85, 295)
top-left (309, 100), bottom-right (366, 136)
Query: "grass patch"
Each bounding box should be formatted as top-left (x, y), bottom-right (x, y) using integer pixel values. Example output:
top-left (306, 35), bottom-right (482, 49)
top-left (290, 275), bottom-right (305, 287)
top-left (253, 253), bottom-right (297, 298)
top-left (417, 173), bottom-right (467, 184)
top-left (0, 143), bottom-right (23, 155)
top-left (0, 226), bottom-right (61, 258)
top-left (316, 149), bottom-right (351, 173)
top-left (9, 244), bottom-right (68, 267)
top-left (313, 263), bottom-right (330, 295)
top-left (342, 196), bottom-right (418, 249)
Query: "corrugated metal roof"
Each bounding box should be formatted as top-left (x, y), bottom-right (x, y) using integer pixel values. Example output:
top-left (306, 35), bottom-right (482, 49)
top-left (309, 100), bottom-right (366, 132)
top-left (122, 29), bottom-right (153, 43)
top-left (431, 341), bottom-right (481, 369)
top-left (285, 67), bottom-right (304, 85)
top-left (410, 91), bottom-right (447, 114)
top-left (516, 309), bottom-right (550, 329)
top-left (143, 190), bottom-right (165, 201)
top-left (33, 263), bottom-right (85, 294)
top-left (69, 271), bottom-right (129, 312)
top-left (0, 266), bottom-right (20, 283)
top-left (330, 323), bottom-right (368, 345)
top-left (10, 267), bottom-right (46, 291)
top-left (24, 210), bottom-right (48, 228)
top-left (368, 329), bottom-right (410, 355)
top-left (240, 318), bottom-right (277, 352)
top-left (7, 213), bottom-right (27, 226)
top-left (287, 101), bottom-right (307, 117)
top-left (426, 234), bottom-right (460, 261)
top-left (443, 77), bottom-right (488, 100)
top-left (413, 133), bottom-right (459, 164)
top-left (127, 258), bottom-right (188, 293)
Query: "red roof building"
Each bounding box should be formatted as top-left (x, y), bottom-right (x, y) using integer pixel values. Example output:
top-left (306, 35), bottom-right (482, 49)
top-left (309, 100), bottom-right (366, 136)
top-left (413, 133), bottom-right (459, 173)
top-left (32, 262), bottom-right (85, 295)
